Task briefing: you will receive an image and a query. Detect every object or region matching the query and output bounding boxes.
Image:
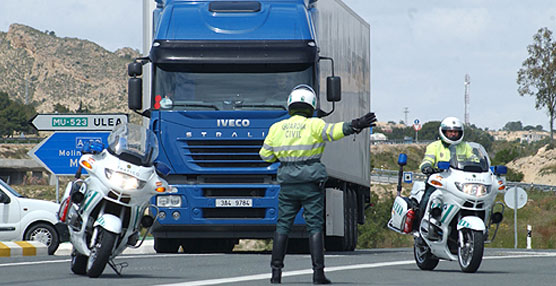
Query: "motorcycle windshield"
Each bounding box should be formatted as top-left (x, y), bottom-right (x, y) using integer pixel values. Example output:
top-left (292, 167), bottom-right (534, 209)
top-left (448, 142), bottom-right (490, 173)
top-left (107, 123), bottom-right (159, 166)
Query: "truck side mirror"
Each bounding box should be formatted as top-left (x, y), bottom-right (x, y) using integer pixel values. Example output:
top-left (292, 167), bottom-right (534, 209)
top-left (327, 76), bottom-right (341, 102)
top-left (128, 77), bottom-right (143, 110)
top-left (128, 62), bottom-right (143, 77)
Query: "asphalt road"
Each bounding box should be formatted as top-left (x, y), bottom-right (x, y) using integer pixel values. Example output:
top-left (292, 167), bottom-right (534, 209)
top-left (1, 247), bottom-right (556, 286)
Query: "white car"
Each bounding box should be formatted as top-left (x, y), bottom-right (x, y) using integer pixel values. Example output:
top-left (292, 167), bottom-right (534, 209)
top-left (0, 179), bottom-right (68, 255)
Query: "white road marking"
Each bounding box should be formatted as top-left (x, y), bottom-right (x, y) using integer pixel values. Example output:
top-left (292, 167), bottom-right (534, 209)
top-left (156, 251), bottom-right (556, 286)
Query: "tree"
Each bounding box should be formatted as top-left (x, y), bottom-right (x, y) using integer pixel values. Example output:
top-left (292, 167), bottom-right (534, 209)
top-left (502, 121), bottom-right (523, 131)
top-left (53, 103), bottom-right (69, 113)
top-left (517, 27), bottom-right (556, 142)
top-left (0, 92), bottom-right (37, 137)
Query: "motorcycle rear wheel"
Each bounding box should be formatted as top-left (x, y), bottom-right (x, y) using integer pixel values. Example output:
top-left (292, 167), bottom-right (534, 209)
top-left (86, 227), bottom-right (117, 278)
top-left (458, 229), bottom-right (484, 273)
top-left (413, 238), bottom-right (439, 270)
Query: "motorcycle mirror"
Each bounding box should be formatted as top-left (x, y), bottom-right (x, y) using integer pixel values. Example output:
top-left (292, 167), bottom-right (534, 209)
top-left (437, 161), bottom-right (450, 170)
top-left (492, 165), bottom-right (507, 176)
top-left (397, 153), bottom-right (407, 166)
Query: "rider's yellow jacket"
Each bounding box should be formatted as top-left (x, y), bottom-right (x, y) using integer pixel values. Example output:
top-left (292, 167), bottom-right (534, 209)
top-left (419, 140), bottom-right (474, 170)
top-left (259, 115), bottom-right (354, 184)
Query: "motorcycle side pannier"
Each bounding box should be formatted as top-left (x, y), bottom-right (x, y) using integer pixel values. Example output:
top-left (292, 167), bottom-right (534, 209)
top-left (388, 196), bottom-right (413, 234)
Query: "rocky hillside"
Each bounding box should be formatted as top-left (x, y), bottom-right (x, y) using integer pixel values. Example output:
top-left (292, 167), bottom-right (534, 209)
top-left (507, 145), bottom-right (556, 185)
top-left (0, 24), bottom-right (139, 113)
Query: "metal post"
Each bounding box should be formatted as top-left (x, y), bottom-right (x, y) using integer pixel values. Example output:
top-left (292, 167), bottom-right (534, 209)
top-left (514, 187), bottom-right (518, 249)
top-left (56, 176), bottom-right (59, 204)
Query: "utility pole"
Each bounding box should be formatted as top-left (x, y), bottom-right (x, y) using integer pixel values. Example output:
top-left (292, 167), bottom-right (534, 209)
top-left (464, 74), bottom-right (470, 125)
top-left (403, 107), bottom-right (409, 125)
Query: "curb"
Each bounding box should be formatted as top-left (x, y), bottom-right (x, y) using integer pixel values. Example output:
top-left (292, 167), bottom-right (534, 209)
top-left (0, 241), bottom-right (48, 257)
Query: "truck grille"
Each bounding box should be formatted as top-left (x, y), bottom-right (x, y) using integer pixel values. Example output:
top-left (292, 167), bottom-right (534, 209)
top-left (184, 139), bottom-right (272, 168)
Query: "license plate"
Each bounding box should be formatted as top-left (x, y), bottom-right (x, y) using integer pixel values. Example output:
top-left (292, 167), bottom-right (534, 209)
top-left (215, 199), bottom-right (253, 208)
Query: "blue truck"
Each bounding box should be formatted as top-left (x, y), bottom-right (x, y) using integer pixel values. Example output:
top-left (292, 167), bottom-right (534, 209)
top-left (127, 0), bottom-right (370, 253)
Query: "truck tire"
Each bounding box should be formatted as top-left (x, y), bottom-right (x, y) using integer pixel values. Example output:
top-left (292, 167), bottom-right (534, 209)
top-left (86, 227), bottom-right (117, 278)
top-left (24, 222), bottom-right (60, 255)
top-left (287, 238), bottom-right (309, 254)
top-left (325, 188), bottom-right (357, 251)
top-left (154, 237), bottom-right (181, 253)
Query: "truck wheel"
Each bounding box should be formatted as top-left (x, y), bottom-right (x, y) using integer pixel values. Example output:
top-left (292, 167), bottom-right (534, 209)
top-left (154, 237), bottom-right (181, 253)
top-left (24, 222), bottom-right (60, 255)
top-left (287, 238), bottom-right (309, 254)
top-left (86, 227), bottom-right (117, 278)
top-left (325, 188), bottom-right (357, 251)
top-left (70, 248), bottom-right (87, 275)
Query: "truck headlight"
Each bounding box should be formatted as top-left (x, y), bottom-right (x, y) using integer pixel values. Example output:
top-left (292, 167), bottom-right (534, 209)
top-left (455, 183), bottom-right (490, 197)
top-left (157, 195), bottom-right (182, 208)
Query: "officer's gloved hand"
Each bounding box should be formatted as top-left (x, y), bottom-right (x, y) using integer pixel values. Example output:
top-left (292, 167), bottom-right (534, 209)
top-left (351, 112), bottom-right (377, 133)
top-left (422, 166), bottom-right (435, 175)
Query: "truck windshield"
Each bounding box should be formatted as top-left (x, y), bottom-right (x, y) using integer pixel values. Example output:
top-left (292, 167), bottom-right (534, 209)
top-left (153, 64), bottom-right (314, 111)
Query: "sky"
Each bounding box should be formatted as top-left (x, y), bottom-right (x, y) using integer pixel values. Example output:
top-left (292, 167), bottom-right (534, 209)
top-left (1, 0), bottom-right (555, 131)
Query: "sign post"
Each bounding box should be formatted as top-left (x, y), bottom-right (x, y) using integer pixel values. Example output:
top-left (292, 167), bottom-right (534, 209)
top-left (504, 187), bottom-right (527, 248)
top-left (413, 119), bottom-right (422, 143)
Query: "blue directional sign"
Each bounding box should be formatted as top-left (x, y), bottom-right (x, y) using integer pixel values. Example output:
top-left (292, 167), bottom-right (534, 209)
top-left (28, 132), bottom-right (110, 175)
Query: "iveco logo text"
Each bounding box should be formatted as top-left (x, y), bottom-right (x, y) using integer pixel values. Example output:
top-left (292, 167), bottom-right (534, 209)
top-left (217, 119), bottom-right (250, 127)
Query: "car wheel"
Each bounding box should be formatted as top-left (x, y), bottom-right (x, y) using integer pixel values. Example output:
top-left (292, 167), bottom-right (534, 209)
top-left (24, 222), bottom-right (59, 255)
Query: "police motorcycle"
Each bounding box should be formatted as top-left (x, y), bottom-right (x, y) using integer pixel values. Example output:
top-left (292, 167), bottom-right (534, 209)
top-left (58, 123), bottom-right (170, 278)
top-left (388, 142), bottom-right (506, 273)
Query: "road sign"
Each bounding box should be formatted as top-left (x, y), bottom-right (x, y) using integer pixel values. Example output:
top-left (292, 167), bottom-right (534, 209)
top-left (413, 123), bottom-right (422, 131)
top-left (414, 119), bottom-right (420, 125)
top-left (29, 113), bottom-right (128, 131)
top-left (28, 132), bottom-right (110, 175)
top-left (403, 171), bottom-right (413, 183)
top-left (504, 187), bottom-right (527, 209)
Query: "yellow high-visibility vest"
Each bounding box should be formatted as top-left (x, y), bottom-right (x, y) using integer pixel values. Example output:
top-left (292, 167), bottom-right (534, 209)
top-left (259, 115), bottom-right (346, 163)
top-left (420, 140), bottom-right (474, 169)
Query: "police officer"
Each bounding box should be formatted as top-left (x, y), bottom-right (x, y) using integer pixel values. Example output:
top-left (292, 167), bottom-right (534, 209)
top-left (416, 116), bottom-right (474, 232)
top-left (259, 84), bottom-right (376, 284)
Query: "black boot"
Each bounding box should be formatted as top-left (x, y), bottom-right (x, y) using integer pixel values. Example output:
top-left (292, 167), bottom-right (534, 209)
top-left (309, 232), bottom-right (331, 284)
top-left (270, 232), bottom-right (288, 284)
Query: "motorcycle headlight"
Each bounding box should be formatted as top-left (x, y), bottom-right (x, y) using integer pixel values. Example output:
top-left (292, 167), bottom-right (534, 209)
top-left (105, 168), bottom-right (146, 191)
top-left (157, 195), bottom-right (182, 208)
top-left (455, 182), bottom-right (490, 197)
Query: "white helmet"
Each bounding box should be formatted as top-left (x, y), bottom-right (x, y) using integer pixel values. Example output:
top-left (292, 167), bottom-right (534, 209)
top-left (439, 116), bottom-right (464, 145)
top-left (287, 84), bottom-right (317, 115)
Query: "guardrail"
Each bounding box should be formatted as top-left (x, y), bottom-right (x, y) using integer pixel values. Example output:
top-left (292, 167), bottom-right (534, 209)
top-left (0, 137), bottom-right (44, 144)
top-left (371, 140), bottom-right (434, 145)
top-left (371, 168), bottom-right (556, 192)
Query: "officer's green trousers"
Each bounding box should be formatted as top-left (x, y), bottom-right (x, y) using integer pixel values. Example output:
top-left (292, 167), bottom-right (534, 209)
top-left (276, 183), bottom-right (324, 235)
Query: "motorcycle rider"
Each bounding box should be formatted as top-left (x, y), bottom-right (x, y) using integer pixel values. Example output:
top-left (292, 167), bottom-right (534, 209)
top-left (416, 117), bottom-right (474, 232)
top-left (259, 84), bottom-right (376, 284)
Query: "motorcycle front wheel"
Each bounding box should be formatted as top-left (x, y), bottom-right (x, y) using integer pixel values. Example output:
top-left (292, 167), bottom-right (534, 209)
top-left (457, 229), bottom-right (484, 273)
top-left (86, 227), bottom-right (117, 278)
top-left (413, 238), bottom-right (439, 270)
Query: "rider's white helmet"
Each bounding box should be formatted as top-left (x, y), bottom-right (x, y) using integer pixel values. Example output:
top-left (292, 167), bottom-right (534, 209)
top-left (439, 116), bottom-right (464, 145)
top-left (287, 84), bottom-right (317, 115)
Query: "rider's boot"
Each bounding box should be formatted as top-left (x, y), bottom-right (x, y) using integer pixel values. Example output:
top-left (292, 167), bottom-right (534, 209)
top-left (309, 232), bottom-right (331, 284)
top-left (270, 232), bottom-right (288, 284)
